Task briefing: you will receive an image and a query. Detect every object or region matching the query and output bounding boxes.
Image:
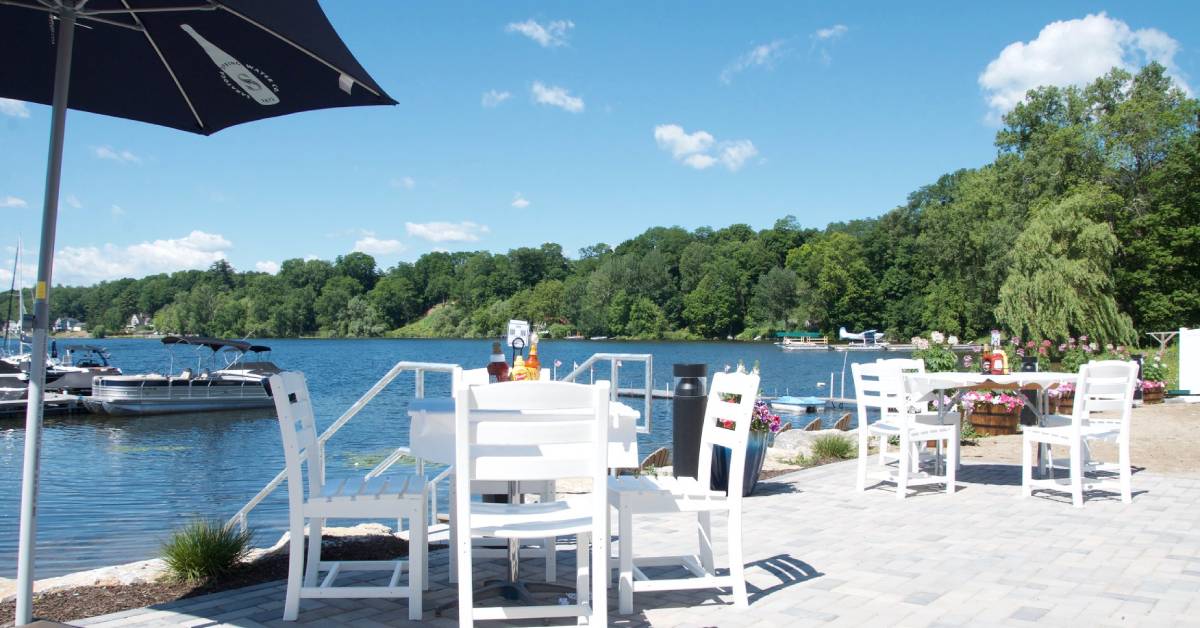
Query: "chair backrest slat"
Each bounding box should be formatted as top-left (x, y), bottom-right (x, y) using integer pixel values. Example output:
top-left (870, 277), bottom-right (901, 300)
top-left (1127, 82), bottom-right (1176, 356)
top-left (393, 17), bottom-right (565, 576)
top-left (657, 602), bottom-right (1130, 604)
top-left (695, 371), bottom-right (760, 498)
top-left (270, 372), bottom-right (323, 507)
top-left (455, 381), bottom-right (610, 483)
top-left (1071, 360), bottom-right (1138, 438)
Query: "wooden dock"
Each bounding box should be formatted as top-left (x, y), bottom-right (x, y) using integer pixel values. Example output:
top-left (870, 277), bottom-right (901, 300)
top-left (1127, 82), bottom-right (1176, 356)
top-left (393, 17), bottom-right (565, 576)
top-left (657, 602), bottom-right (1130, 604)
top-left (0, 393), bottom-right (86, 419)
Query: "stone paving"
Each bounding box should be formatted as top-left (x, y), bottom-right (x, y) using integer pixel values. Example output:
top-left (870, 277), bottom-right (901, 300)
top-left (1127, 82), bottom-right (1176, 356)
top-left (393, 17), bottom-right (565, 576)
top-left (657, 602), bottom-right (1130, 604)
top-left (73, 459), bottom-right (1200, 627)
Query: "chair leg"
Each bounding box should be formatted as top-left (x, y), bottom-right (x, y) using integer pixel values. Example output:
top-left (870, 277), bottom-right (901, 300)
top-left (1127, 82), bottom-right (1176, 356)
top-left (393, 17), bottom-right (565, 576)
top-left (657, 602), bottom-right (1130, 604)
top-left (895, 436), bottom-right (909, 500)
top-left (1070, 442), bottom-right (1084, 508)
top-left (618, 504), bottom-right (634, 615)
top-left (455, 523), bottom-right (473, 628)
top-left (591, 521), bottom-right (607, 627)
top-left (1021, 438), bottom-right (1033, 498)
top-left (409, 510), bottom-right (425, 620)
top-left (857, 438), bottom-right (869, 492)
top-left (284, 517), bottom-right (305, 621)
top-left (697, 511), bottom-right (714, 574)
top-left (1119, 439), bottom-right (1133, 504)
top-left (448, 484), bottom-right (458, 584)
top-left (877, 433), bottom-right (888, 466)
top-left (728, 507), bottom-right (748, 608)
top-left (303, 518), bottom-right (322, 587)
top-left (576, 531), bottom-right (590, 612)
top-left (945, 436), bottom-right (957, 495)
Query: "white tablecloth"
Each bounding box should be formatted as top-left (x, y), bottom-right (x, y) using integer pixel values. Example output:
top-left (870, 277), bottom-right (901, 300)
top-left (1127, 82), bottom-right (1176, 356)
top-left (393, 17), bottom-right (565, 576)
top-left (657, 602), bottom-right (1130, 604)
top-left (406, 397), bottom-right (641, 468)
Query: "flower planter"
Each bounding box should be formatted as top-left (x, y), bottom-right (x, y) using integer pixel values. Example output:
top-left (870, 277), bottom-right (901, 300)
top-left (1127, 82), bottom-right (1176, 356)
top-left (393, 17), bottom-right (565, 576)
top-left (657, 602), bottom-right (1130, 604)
top-left (969, 403), bottom-right (1021, 436)
top-left (1142, 387), bottom-right (1165, 405)
top-left (710, 429), bottom-right (768, 497)
top-left (1050, 392), bottom-right (1074, 415)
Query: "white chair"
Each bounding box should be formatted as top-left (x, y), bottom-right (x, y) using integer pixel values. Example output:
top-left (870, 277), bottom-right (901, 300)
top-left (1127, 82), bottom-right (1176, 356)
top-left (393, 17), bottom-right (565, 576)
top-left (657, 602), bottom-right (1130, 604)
top-left (607, 370), bottom-right (759, 615)
top-left (1022, 360), bottom-right (1137, 507)
top-left (853, 361), bottom-right (958, 498)
top-left (271, 372), bottom-right (441, 622)
top-left (872, 358), bottom-right (961, 472)
top-left (445, 368), bottom-right (559, 585)
top-left (453, 380), bottom-right (610, 626)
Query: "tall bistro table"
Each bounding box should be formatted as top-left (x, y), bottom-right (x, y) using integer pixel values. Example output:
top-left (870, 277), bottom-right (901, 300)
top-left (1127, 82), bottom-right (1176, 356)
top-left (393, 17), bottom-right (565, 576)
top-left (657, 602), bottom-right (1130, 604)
top-left (904, 372), bottom-right (1077, 476)
top-left (406, 395), bottom-right (640, 605)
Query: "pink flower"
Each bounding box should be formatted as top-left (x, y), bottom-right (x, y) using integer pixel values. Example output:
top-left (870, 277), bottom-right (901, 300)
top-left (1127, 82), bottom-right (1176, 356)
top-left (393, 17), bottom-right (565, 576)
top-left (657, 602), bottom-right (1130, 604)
top-left (1041, 339), bottom-right (1052, 347)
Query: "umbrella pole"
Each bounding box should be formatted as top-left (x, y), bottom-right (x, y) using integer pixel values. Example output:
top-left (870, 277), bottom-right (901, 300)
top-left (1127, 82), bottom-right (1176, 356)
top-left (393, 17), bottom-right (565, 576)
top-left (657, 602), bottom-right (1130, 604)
top-left (15, 7), bottom-right (76, 626)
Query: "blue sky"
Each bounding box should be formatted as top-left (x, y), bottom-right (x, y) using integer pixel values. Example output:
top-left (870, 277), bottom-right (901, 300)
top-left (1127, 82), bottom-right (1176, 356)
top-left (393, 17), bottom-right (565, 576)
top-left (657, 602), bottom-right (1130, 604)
top-left (1, 1), bottom-right (1198, 286)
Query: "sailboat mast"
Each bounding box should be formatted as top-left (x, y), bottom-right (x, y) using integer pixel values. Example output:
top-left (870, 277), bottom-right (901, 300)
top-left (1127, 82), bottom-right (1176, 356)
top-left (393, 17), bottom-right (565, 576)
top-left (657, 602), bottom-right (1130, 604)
top-left (3, 240), bottom-right (18, 354)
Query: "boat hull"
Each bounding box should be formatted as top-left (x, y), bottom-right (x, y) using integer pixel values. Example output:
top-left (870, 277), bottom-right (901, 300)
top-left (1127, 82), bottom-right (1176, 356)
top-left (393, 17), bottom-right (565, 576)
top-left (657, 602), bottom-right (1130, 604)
top-left (85, 376), bottom-right (274, 416)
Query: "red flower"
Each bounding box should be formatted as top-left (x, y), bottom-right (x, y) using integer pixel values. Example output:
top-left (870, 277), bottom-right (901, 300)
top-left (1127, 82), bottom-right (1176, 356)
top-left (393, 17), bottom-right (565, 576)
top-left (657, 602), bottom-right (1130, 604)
top-left (721, 419), bottom-right (735, 429)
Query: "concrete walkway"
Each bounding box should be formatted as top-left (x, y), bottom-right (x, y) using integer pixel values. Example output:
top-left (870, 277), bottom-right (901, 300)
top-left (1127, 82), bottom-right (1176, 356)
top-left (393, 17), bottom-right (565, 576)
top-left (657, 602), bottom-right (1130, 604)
top-left (74, 459), bottom-right (1200, 627)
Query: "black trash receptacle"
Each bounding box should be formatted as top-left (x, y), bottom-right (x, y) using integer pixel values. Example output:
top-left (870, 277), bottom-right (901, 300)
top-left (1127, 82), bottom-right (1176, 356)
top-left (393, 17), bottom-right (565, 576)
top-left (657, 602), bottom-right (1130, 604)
top-left (672, 364), bottom-right (708, 479)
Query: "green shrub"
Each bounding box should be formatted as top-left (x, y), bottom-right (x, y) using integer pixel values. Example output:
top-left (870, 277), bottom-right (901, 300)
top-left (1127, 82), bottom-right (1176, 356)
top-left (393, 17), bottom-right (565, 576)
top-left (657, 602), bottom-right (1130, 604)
top-left (162, 519), bottom-right (254, 583)
top-left (810, 433), bottom-right (856, 461)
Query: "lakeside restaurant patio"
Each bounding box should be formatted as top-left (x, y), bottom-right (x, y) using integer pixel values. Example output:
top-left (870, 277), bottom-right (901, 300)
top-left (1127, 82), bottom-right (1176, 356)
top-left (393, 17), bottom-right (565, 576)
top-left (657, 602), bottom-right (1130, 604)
top-left (71, 458), bottom-right (1200, 628)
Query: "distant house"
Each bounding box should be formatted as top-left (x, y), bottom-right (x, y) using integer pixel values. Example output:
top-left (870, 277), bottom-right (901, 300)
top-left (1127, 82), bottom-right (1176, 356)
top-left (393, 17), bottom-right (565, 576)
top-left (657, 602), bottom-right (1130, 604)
top-left (126, 313), bottom-right (153, 331)
top-left (53, 317), bottom-right (85, 332)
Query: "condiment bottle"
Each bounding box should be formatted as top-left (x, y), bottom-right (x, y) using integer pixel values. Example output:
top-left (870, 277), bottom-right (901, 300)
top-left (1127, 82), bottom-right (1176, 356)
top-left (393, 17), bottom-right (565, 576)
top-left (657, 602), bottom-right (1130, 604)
top-left (526, 333), bottom-right (541, 380)
top-left (511, 354), bottom-right (529, 381)
top-left (981, 345), bottom-right (992, 375)
top-left (487, 341), bottom-right (509, 382)
top-left (992, 349), bottom-right (1008, 375)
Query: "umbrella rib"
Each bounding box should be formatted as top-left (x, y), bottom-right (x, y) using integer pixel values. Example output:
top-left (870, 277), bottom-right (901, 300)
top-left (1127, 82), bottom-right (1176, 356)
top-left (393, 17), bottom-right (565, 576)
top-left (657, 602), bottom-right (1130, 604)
top-left (214, 2), bottom-right (385, 99)
top-left (118, 0), bottom-right (206, 131)
top-left (0, 0), bottom-right (53, 13)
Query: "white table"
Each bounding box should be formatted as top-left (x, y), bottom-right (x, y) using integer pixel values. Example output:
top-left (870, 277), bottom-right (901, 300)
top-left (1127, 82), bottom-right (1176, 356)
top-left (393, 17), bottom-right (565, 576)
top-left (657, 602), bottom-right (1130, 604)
top-left (905, 371), bottom-right (1077, 475)
top-left (406, 396), bottom-right (642, 469)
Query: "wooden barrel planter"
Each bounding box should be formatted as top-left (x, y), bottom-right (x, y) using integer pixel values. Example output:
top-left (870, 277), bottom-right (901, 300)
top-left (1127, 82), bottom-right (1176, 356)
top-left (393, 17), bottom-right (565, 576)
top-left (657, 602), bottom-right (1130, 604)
top-left (1050, 392), bottom-right (1074, 415)
top-left (969, 403), bottom-right (1021, 436)
top-left (1142, 387), bottom-right (1165, 405)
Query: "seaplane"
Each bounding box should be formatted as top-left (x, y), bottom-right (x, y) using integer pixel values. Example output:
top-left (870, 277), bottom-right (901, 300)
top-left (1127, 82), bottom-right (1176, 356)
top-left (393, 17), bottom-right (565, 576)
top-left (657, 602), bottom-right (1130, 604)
top-left (837, 327), bottom-right (887, 350)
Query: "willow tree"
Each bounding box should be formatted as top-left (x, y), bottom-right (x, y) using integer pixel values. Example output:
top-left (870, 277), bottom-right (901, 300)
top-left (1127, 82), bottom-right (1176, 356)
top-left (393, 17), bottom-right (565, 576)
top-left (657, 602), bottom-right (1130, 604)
top-left (995, 186), bottom-right (1135, 344)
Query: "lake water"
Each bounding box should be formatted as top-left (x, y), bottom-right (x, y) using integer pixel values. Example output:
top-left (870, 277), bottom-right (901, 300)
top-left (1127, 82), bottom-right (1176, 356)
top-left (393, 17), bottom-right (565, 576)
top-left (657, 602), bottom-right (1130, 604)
top-left (0, 338), bottom-right (893, 578)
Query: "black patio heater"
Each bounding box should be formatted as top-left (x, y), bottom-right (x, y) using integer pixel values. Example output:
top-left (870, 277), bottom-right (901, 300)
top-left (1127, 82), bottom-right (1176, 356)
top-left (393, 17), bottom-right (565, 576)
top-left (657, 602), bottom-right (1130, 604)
top-left (672, 364), bottom-right (707, 478)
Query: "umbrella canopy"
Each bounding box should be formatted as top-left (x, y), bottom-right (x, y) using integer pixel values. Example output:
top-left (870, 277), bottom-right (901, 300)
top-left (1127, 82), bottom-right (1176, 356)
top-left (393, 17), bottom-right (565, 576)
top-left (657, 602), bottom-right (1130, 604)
top-left (1, 2), bottom-right (393, 624)
top-left (1, 0), bottom-right (396, 133)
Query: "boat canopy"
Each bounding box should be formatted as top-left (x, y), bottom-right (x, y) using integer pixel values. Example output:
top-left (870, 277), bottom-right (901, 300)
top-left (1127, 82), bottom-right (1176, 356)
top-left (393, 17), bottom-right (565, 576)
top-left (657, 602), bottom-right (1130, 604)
top-left (161, 336), bottom-right (271, 353)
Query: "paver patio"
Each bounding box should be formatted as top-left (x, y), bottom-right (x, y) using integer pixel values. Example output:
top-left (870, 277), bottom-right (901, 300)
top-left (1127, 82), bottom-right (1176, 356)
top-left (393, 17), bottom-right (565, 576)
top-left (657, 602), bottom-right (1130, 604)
top-left (73, 459), bottom-right (1200, 627)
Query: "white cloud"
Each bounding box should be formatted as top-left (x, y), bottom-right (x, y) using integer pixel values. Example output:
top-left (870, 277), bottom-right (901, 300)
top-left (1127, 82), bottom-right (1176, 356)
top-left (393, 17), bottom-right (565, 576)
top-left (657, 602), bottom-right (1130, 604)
top-left (93, 145), bottom-right (141, 164)
top-left (482, 89), bottom-right (512, 107)
top-left (405, 221), bottom-right (490, 243)
top-left (110, 204), bottom-right (125, 217)
top-left (654, 124), bottom-right (758, 172)
top-left (721, 39), bottom-right (787, 84)
top-left (511, 193), bottom-right (530, 209)
top-left (65, 194), bottom-right (82, 209)
top-left (810, 24), bottom-right (849, 65)
top-left (53, 230), bottom-right (232, 285)
top-left (980, 12), bottom-right (1190, 118)
top-left (1, 196), bottom-right (28, 208)
top-left (531, 82), bottom-right (584, 113)
top-left (506, 19), bottom-right (574, 48)
top-left (255, 260), bottom-right (280, 274)
top-left (813, 24), bottom-right (848, 41)
top-left (353, 232), bottom-right (405, 255)
top-left (718, 140), bottom-right (759, 171)
top-left (0, 98), bottom-right (30, 118)
top-left (390, 176), bottom-right (415, 190)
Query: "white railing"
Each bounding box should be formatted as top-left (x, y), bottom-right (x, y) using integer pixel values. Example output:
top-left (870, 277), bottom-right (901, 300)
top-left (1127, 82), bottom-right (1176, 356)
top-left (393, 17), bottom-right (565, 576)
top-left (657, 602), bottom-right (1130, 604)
top-left (560, 353), bottom-right (653, 434)
top-left (226, 361), bottom-right (459, 532)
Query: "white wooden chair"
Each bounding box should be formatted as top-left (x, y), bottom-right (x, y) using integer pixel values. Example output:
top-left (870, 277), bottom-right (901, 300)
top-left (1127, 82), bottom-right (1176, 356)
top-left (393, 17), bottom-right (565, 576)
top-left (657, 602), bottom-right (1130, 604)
top-left (271, 372), bottom-right (441, 621)
top-left (453, 380), bottom-right (610, 626)
top-left (607, 371), bottom-right (759, 615)
top-left (444, 368), bottom-right (559, 586)
top-left (853, 361), bottom-right (958, 498)
top-left (1022, 360), bottom-right (1137, 507)
top-left (872, 358), bottom-right (961, 471)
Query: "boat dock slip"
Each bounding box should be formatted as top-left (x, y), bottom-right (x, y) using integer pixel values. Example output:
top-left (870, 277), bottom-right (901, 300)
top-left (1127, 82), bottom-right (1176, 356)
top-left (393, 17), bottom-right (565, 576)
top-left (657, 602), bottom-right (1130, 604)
top-left (0, 393), bottom-right (85, 419)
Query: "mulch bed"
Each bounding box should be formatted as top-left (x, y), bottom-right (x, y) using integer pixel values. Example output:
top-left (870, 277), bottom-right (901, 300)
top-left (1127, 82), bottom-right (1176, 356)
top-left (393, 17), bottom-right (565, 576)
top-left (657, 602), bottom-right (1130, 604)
top-left (0, 535), bottom-right (408, 627)
top-left (758, 467), bottom-right (803, 481)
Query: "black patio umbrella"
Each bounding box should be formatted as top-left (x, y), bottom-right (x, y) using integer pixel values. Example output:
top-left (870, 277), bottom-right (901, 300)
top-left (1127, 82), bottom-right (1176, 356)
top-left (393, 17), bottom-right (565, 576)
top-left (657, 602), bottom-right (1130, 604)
top-left (0, 2), bottom-right (395, 623)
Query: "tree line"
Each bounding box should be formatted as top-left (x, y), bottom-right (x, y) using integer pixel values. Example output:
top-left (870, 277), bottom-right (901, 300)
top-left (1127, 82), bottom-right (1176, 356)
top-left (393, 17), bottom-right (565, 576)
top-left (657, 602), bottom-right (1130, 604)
top-left (31, 63), bottom-right (1200, 344)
